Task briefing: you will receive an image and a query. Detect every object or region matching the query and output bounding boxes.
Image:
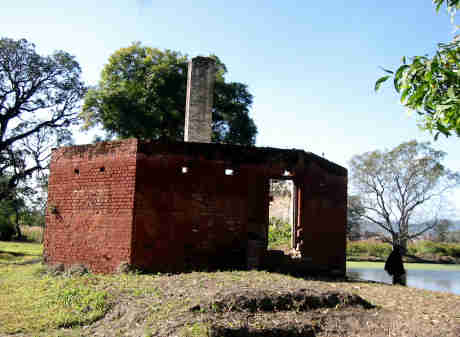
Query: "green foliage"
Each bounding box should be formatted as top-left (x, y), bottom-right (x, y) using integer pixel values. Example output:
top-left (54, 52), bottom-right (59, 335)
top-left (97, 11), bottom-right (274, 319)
top-left (0, 222), bottom-right (15, 241)
top-left (268, 218), bottom-right (291, 248)
top-left (0, 198), bottom-right (15, 241)
top-left (347, 241), bottom-right (392, 258)
top-left (375, 1), bottom-right (460, 138)
top-left (348, 239), bottom-right (460, 259)
top-left (0, 37), bottom-right (83, 199)
top-left (81, 43), bottom-right (257, 145)
top-left (433, 0), bottom-right (460, 22)
top-left (21, 209), bottom-right (45, 227)
top-left (414, 240), bottom-right (460, 257)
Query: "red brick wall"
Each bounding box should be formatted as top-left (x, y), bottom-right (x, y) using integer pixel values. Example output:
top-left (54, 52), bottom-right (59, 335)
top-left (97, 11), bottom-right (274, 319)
top-left (297, 162), bottom-right (347, 274)
top-left (45, 139), bottom-right (347, 275)
top-left (44, 139), bottom-right (138, 273)
top-left (131, 152), bottom-right (269, 272)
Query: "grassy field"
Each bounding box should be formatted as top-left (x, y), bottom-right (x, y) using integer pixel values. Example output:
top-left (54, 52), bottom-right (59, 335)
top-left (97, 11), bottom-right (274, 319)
top-left (1, 241), bottom-right (460, 337)
top-left (0, 242), bottom-right (110, 334)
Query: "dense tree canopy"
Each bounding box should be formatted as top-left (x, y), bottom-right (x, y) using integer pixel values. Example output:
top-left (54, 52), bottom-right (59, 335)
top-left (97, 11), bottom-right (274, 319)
top-left (375, 0), bottom-right (460, 138)
top-left (349, 140), bottom-right (460, 252)
top-left (81, 43), bottom-right (257, 145)
top-left (0, 37), bottom-right (85, 199)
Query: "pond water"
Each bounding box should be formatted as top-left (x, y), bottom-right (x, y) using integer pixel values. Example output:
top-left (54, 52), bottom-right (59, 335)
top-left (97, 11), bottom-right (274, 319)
top-left (347, 262), bottom-right (460, 295)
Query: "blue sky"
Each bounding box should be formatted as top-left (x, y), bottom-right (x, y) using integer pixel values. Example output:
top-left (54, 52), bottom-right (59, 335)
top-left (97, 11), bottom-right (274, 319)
top-left (2, 1), bottom-right (459, 215)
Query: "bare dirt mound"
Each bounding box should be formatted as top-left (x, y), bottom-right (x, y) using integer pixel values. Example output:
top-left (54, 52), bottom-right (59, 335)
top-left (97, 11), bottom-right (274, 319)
top-left (192, 288), bottom-right (374, 313)
top-left (189, 289), bottom-right (379, 337)
top-left (208, 324), bottom-right (317, 337)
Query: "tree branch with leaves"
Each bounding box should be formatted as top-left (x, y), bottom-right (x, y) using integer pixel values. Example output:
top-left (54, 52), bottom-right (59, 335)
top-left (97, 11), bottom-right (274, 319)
top-left (0, 37), bottom-right (85, 200)
top-left (375, 0), bottom-right (460, 138)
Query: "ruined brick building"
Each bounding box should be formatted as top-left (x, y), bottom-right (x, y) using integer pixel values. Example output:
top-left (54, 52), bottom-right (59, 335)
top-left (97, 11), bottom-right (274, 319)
top-left (44, 57), bottom-right (347, 274)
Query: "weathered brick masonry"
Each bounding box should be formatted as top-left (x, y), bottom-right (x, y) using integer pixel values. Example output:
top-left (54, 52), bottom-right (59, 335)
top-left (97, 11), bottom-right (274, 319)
top-left (44, 140), bottom-right (137, 273)
top-left (45, 139), bottom-right (347, 274)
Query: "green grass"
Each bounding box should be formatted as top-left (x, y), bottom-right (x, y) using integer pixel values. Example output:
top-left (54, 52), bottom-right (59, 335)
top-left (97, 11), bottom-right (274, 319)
top-left (347, 261), bottom-right (460, 271)
top-left (0, 241), bottom-right (42, 264)
top-left (0, 266), bottom-right (110, 333)
top-left (0, 241), bottom-right (111, 334)
top-left (1, 241), bottom-right (459, 337)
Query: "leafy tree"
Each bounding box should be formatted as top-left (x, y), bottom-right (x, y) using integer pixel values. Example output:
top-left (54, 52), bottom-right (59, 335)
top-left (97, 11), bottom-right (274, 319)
top-left (347, 195), bottom-right (365, 241)
top-left (0, 183), bottom-right (15, 240)
top-left (81, 43), bottom-right (257, 145)
top-left (0, 37), bottom-right (85, 199)
top-left (375, 0), bottom-right (460, 138)
top-left (349, 140), bottom-right (460, 253)
top-left (0, 174), bottom-right (24, 240)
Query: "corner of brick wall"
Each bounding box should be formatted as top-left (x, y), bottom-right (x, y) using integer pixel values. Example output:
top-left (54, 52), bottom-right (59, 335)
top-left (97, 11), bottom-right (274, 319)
top-left (44, 139), bottom-right (138, 273)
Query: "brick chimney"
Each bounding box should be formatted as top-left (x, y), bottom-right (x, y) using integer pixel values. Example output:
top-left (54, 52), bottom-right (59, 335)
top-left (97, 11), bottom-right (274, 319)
top-left (184, 56), bottom-right (216, 143)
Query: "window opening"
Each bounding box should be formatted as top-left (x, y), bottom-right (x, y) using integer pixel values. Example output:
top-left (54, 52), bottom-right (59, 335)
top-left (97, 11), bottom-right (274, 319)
top-left (181, 166), bottom-right (189, 174)
top-left (74, 168), bottom-right (79, 175)
top-left (225, 168), bottom-right (234, 176)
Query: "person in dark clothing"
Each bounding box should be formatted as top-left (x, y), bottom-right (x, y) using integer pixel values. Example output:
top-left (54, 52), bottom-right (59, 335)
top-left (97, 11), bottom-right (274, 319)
top-left (384, 244), bottom-right (406, 285)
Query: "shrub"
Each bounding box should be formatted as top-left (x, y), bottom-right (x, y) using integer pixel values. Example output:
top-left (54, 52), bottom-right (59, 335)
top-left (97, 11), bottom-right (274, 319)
top-left (413, 240), bottom-right (460, 258)
top-left (347, 240), bottom-right (392, 258)
top-left (268, 218), bottom-right (291, 248)
top-left (347, 241), bottom-right (368, 256)
top-left (367, 241), bottom-right (392, 257)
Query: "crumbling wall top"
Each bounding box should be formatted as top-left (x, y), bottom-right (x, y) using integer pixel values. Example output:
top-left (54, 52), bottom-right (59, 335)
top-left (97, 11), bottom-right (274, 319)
top-left (51, 139), bottom-right (138, 162)
top-left (138, 140), bottom-right (347, 177)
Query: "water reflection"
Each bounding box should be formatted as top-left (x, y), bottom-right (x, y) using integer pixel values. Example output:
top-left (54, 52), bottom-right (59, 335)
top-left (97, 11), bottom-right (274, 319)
top-left (347, 268), bottom-right (460, 295)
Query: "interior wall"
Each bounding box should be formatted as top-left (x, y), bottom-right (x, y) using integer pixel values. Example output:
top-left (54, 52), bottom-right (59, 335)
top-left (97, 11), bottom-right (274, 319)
top-left (132, 153), bottom-right (269, 272)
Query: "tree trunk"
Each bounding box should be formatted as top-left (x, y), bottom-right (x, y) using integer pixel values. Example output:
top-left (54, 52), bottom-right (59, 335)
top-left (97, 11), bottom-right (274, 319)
top-left (14, 207), bottom-right (22, 239)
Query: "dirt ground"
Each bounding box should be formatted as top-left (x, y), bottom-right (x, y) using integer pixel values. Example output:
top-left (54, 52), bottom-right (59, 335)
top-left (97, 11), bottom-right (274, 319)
top-left (12, 268), bottom-right (459, 337)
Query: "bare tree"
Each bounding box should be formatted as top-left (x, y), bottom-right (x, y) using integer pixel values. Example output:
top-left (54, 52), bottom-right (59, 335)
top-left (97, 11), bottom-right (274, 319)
top-left (347, 195), bottom-right (365, 241)
top-left (349, 140), bottom-right (460, 253)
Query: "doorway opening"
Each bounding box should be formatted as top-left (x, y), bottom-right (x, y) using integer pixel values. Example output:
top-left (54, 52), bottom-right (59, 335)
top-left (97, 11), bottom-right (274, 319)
top-left (268, 177), bottom-right (298, 253)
